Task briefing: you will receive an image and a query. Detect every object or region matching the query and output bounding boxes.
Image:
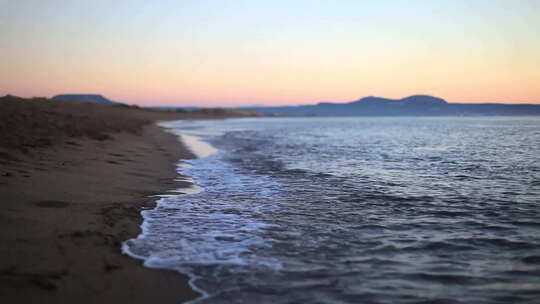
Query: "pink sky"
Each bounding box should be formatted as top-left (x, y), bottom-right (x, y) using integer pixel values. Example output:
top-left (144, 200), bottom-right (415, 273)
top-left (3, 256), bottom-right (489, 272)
top-left (1, 1), bottom-right (539, 106)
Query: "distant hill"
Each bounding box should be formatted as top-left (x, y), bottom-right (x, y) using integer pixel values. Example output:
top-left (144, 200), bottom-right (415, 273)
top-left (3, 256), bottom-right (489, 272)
top-left (151, 106), bottom-right (202, 111)
top-left (238, 95), bottom-right (540, 116)
top-left (52, 94), bottom-right (119, 105)
top-left (347, 95), bottom-right (447, 106)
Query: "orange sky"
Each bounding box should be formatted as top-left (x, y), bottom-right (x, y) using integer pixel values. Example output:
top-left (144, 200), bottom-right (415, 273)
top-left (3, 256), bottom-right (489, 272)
top-left (1, 1), bottom-right (539, 106)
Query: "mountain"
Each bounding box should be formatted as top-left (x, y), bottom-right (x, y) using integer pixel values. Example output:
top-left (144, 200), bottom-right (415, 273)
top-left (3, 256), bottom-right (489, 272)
top-left (347, 95), bottom-right (447, 106)
top-left (238, 95), bottom-right (540, 116)
top-left (52, 94), bottom-right (119, 105)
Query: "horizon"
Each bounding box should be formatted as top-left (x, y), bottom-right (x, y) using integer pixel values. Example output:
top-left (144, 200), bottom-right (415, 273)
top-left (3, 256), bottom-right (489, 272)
top-left (1, 0), bottom-right (539, 106)
top-left (4, 93), bottom-right (540, 108)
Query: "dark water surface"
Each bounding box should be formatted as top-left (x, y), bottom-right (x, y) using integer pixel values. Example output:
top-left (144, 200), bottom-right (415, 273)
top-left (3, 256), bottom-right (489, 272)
top-left (125, 117), bottom-right (540, 303)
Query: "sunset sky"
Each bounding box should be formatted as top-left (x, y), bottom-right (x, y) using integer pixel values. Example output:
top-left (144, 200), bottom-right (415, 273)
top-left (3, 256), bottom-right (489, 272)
top-left (1, 0), bottom-right (539, 106)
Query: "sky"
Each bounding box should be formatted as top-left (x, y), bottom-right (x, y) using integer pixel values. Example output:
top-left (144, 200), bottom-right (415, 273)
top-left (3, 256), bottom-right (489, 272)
top-left (1, 0), bottom-right (539, 107)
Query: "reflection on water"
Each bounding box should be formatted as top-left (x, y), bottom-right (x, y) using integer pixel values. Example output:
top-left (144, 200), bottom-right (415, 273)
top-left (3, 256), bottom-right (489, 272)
top-left (125, 117), bottom-right (540, 304)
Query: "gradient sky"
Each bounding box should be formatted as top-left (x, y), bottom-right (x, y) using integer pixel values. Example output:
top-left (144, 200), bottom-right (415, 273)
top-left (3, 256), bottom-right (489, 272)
top-left (1, 0), bottom-right (539, 106)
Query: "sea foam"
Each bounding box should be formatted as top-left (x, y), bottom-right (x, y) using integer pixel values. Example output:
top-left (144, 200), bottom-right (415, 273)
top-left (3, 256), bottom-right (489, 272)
top-left (123, 120), bottom-right (281, 303)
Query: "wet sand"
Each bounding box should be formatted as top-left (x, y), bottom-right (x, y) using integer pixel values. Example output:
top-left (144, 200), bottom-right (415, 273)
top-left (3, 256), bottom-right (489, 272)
top-left (0, 96), bottom-right (257, 303)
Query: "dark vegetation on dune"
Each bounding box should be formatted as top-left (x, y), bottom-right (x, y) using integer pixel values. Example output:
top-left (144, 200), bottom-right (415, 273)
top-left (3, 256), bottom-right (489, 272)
top-left (0, 95), bottom-right (259, 153)
top-left (0, 95), bottom-right (146, 152)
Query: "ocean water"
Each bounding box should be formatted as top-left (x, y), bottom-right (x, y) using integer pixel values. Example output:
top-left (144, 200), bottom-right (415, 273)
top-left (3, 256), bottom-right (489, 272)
top-left (124, 117), bottom-right (540, 304)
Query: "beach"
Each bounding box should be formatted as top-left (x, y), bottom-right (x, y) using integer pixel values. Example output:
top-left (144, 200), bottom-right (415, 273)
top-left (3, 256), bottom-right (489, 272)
top-left (0, 96), bottom-right (255, 303)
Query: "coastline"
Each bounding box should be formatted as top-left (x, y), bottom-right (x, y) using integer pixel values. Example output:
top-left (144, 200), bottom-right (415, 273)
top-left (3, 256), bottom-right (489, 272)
top-left (0, 123), bottom-right (199, 303)
top-left (121, 122), bottom-right (219, 303)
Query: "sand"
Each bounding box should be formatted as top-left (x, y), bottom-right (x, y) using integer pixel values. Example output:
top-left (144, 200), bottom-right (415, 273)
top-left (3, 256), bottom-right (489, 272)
top-left (0, 96), bottom-right (258, 303)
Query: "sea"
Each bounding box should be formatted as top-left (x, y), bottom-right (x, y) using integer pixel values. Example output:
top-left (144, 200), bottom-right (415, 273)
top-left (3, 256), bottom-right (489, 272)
top-left (123, 117), bottom-right (540, 304)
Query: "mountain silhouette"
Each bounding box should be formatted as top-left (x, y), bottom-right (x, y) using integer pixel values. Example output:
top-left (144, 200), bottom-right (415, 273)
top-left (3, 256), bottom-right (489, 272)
top-left (52, 94), bottom-right (118, 105)
top-left (239, 95), bottom-right (540, 116)
top-left (346, 95), bottom-right (447, 106)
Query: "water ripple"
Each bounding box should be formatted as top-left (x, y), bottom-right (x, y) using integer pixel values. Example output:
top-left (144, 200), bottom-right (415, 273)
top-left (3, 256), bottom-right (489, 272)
top-left (125, 117), bottom-right (540, 303)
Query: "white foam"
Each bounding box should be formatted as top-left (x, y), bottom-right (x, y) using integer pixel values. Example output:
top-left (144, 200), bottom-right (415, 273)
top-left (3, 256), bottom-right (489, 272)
top-left (174, 184), bottom-right (203, 194)
top-left (158, 121), bottom-right (218, 159)
top-left (179, 133), bottom-right (217, 158)
top-left (122, 235), bottom-right (210, 303)
top-left (122, 121), bottom-right (217, 302)
top-left (123, 120), bottom-right (280, 303)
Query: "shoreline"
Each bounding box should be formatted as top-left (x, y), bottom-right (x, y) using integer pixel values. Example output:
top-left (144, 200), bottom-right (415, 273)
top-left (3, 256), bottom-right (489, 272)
top-left (0, 123), bottom-right (201, 303)
top-left (121, 122), bottom-right (219, 304)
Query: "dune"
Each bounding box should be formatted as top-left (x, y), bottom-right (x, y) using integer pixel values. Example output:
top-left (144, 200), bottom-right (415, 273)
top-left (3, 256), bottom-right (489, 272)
top-left (0, 95), bottom-right (257, 303)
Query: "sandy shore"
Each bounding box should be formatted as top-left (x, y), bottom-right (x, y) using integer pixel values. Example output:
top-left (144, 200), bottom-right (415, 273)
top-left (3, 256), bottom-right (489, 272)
top-left (0, 96), bottom-right (257, 303)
